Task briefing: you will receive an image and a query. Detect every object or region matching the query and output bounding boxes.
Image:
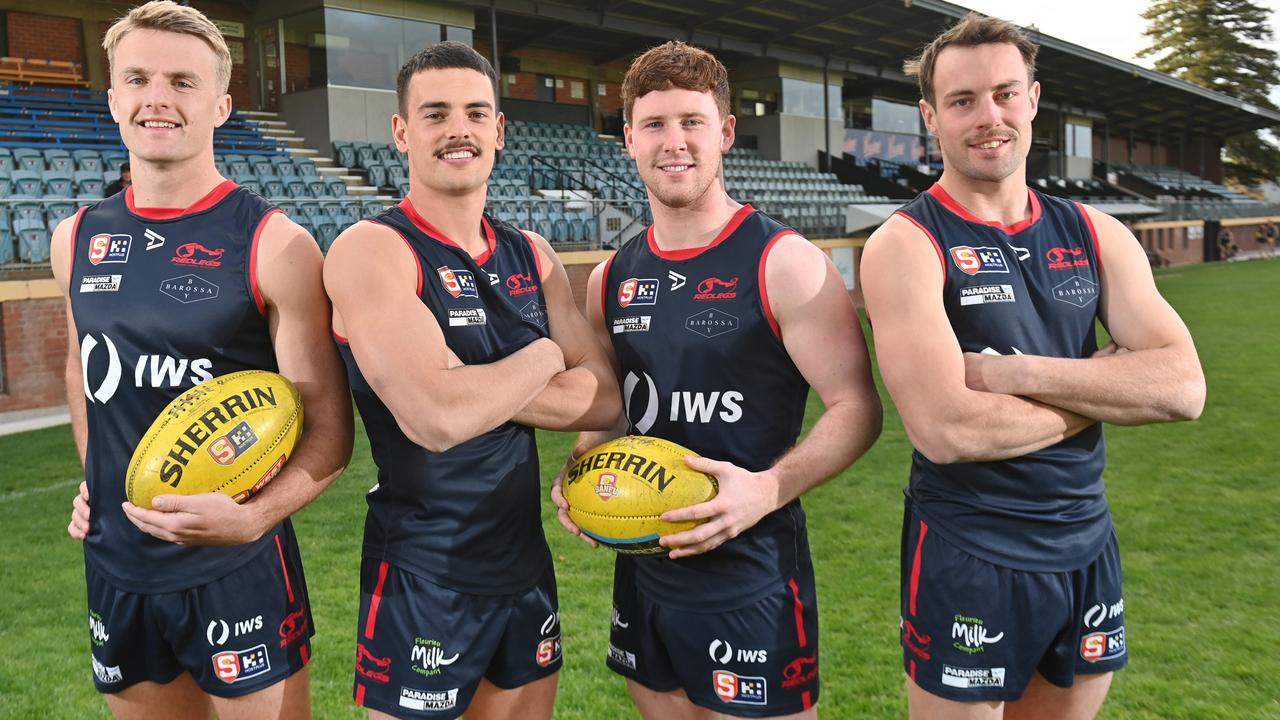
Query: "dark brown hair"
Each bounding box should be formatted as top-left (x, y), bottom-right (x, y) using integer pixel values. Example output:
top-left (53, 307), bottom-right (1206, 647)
top-left (396, 41), bottom-right (497, 116)
top-left (621, 41), bottom-right (730, 123)
top-left (904, 13), bottom-right (1038, 106)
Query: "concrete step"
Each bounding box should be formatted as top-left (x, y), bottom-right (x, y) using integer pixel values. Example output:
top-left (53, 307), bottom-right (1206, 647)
top-left (288, 147), bottom-right (320, 157)
top-left (260, 127), bottom-right (297, 136)
top-left (311, 157), bottom-right (335, 167)
top-left (275, 136), bottom-right (306, 145)
top-left (317, 167), bottom-right (346, 177)
top-left (249, 119), bottom-right (289, 128)
top-left (347, 186), bottom-right (378, 196)
top-left (239, 110), bottom-right (279, 119)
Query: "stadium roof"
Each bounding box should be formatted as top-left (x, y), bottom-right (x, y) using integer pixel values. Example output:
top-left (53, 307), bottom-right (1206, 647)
top-left (467, 0), bottom-right (1280, 139)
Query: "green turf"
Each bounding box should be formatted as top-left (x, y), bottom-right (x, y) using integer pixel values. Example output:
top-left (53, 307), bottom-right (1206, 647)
top-left (1, 259), bottom-right (1277, 719)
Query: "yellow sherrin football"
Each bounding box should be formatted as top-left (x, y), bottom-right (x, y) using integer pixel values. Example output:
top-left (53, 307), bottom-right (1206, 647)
top-left (564, 435), bottom-right (718, 555)
top-left (126, 370), bottom-right (303, 509)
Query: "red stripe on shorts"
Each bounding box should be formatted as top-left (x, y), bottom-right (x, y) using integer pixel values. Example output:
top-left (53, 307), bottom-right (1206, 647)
top-left (910, 659), bottom-right (917, 681)
top-left (364, 560), bottom-right (390, 640)
top-left (788, 578), bottom-right (808, 648)
top-left (275, 534), bottom-right (295, 604)
top-left (803, 690), bottom-right (813, 710)
top-left (909, 520), bottom-right (929, 617)
top-left (355, 683), bottom-right (366, 706)
top-left (300, 644), bottom-right (309, 665)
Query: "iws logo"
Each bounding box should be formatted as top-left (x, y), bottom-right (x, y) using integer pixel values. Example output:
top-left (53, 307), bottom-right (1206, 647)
top-left (205, 615), bottom-right (263, 646)
top-left (1083, 598), bottom-right (1124, 629)
top-left (80, 334), bottom-right (121, 404)
top-left (708, 638), bottom-right (768, 665)
top-left (952, 615), bottom-right (1004, 654)
top-left (624, 371), bottom-right (659, 434)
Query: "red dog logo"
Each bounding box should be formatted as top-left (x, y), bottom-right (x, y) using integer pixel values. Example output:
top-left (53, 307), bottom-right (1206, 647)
top-left (1045, 246), bottom-right (1089, 270)
top-left (902, 619), bottom-right (932, 661)
top-left (781, 653), bottom-right (818, 688)
top-left (694, 276), bottom-right (739, 301)
top-left (278, 607), bottom-right (309, 648)
top-left (355, 643), bottom-right (392, 683)
top-left (507, 272), bottom-right (538, 295)
top-left (172, 242), bottom-right (225, 268)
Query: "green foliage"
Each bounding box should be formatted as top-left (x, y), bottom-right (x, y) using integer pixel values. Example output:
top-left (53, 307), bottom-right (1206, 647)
top-left (1, 260), bottom-right (1278, 718)
top-left (1140, 0), bottom-right (1280, 185)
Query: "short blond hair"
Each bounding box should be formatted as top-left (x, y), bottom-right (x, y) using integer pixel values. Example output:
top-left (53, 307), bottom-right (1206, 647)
top-left (103, 1), bottom-right (232, 94)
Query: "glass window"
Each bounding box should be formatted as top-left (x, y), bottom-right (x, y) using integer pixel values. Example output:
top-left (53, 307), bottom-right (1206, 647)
top-left (282, 9), bottom-right (467, 93)
top-left (780, 78), bottom-right (839, 119)
top-left (871, 98), bottom-right (920, 134)
top-left (1066, 121), bottom-right (1093, 159)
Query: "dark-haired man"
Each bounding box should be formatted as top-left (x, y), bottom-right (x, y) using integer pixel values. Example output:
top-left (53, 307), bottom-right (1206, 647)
top-left (862, 13), bottom-right (1205, 719)
top-left (324, 41), bottom-right (620, 720)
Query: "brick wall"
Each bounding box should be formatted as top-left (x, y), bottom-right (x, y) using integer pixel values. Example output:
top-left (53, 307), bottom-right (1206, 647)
top-left (0, 298), bottom-right (68, 413)
top-left (6, 12), bottom-right (84, 65)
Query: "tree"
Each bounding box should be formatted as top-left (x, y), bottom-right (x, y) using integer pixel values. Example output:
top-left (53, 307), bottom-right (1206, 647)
top-left (1140, 0), bottom-right (1280, 185)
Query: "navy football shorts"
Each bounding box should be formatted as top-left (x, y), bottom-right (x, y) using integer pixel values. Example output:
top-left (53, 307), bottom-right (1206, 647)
top-left (84, 524), bottom-right (313, 697)
top-left (353, 557), bottom-right (561, 719)
top-left (900, 501), bottom-right (1127, 702)
top-left (607, 551), bottom-right (821, 717)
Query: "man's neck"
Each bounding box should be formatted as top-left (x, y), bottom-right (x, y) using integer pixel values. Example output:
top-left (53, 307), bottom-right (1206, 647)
top-left (128, 153), bottom-right (225, 209)
top-left (407, 183), bottom-right (489, 257)
top-left (936, 167), bottom-right (1031, 228)
top-left (649, 187), bottom-right (743, 251)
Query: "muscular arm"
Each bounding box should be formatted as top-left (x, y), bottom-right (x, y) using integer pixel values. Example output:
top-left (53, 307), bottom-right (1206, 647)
top-left (660, 236), bottom-right (883, 557)
top-left (52, 214), bottom-right (93, 540)
top-left (325, 221), bottom-right (563, 453)
top-left (510, 233), bottom-right (621, 431)
top-left (862, 214), bottom-right (1093, 465)
top-left (966, 206), bottom-right (1205, 425)
top-left (122, 213), bottom-right (355, 545)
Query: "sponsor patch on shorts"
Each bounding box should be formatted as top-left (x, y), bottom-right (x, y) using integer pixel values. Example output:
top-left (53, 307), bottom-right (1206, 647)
top-left (1080, 626), bottom-right (1126, 662)
top-left (398, 686), bottom-right (458, 712)
top-left (959, 284), bottom-right (1015, 306)
top-left (608, 642), bottom-right (636, 670)
top-left (712, 670), bottom-right (767, 705)
top-left (941, 664), bottom-right (1006, 688)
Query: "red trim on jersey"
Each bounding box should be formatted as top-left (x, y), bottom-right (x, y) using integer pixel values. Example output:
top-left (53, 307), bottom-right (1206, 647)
top-left (275, 534), bottom-right (295, 604)
top-left (399, 197), bottom-right (496, 264)
top-left (788, 578), bottom-right (808, 648)
top-left (299, 645), bottom-right (310, 665)
top-left (895, 210), bottom-right (948, 288)
top-left (125, 179), bottom-right (238, 220)
top-left (355, 683), bottom-right (366, 706)
top-left (908, 519), bottom-right (929, 617)
top-left (369, 219), bottom-right (425, 297)
top-left (1076, 202), bottom-right (1104, 274)
top-left (909, 659), bottom-right (917, 681)
top-left (521, 229), bottom-right (546, 281)
top-left (249, 209), bottom-right (282, 316)
top-left (364, 560), bottom-right (390, 640)
top-left (332, 329), bottom-right (350, 344)
top-left (646, 204), bottom-right (754, 261)
top-left (67, 205), bottom-right (87, 280)
top-left (758, 230), bottom-right (795, 341)
top-left (803, 691), bottom-right (813, 710)
top-left (928, 184), bottom-right (1042, 235)
top-left (599, 253), bottom-right (616, 321)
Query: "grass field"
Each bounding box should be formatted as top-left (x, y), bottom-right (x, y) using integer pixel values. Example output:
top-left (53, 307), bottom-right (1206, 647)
top-left (1, 259), bottom-right (1277, 719)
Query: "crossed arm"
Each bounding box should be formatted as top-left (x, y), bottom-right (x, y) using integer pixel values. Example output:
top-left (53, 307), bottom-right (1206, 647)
top-left (862, 208), bottom-right (1204, 468)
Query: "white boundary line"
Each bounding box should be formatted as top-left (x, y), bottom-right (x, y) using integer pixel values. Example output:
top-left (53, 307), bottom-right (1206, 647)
top-left (0, 478), bottom-right (80, 503)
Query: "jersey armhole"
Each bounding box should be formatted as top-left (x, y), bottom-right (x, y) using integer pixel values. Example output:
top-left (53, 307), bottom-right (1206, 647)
top-left (66, 206), bottom-right (87, 281)
top-left (757, 230), bottom-right (796, 342)
top-left (599, 253), bottom-right (616, 321)
top-left (1075, 202), bottom-right (1104, 274)
top-left (520, 229), bottom-right (546, 281)
top-left (367, 219), bottom-right (424, 297)
top-left (895, 210), bottom-right (948, 290)
top-left (249, 208), bottom-right (284, 316)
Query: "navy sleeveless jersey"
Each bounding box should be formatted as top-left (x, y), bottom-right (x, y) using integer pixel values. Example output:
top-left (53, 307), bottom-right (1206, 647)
top-left (603, 204), bottom-right (811, 609)
top-left (69, 181), bottom-right (286, 594)
top-left (337, 199), bottom-right (552, 595)
top-left (896, 184), bottom-right (1110, 572)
